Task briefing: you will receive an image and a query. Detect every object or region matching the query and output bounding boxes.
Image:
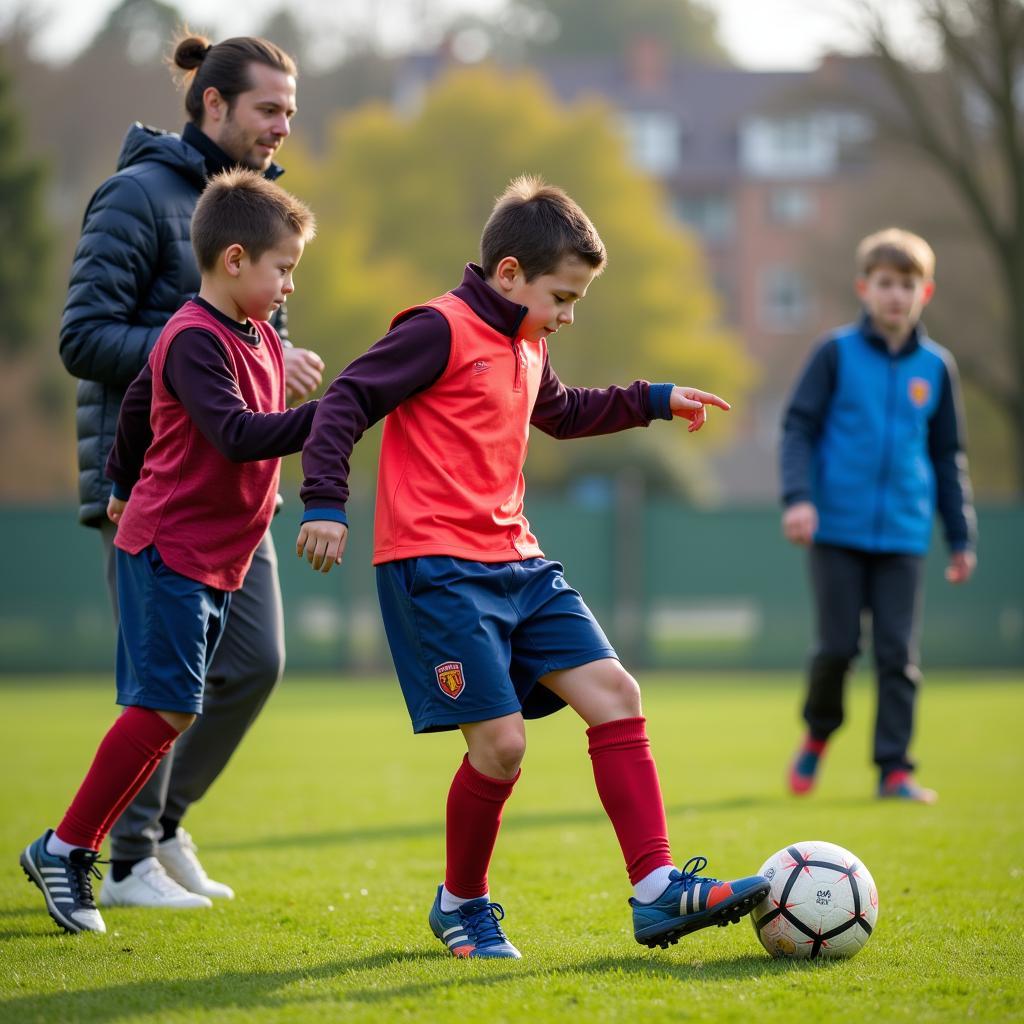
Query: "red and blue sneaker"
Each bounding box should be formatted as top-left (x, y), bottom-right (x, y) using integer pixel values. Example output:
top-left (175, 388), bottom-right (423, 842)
top-left (879, 769), bottom-right (937, 804)
top-left (788, 736), bottom-right (827, 795)
top-left (631, 857), bottom-right (770, 949)
top-left (428, 886), bottom-right (522, 959)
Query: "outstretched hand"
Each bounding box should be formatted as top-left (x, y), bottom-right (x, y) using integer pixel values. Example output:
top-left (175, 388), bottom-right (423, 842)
top-left (296, 520), bottom-right (348, 574)
top-left (670, 387), bottom-right (731, 433)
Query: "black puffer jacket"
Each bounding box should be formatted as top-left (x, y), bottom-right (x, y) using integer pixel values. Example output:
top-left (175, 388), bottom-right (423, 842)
top-left (59, 123), bottom-right (285, 526)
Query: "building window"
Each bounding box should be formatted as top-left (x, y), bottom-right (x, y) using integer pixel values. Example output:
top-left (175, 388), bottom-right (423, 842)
top-left (675, 194), bottom-right (735, 242)
top-left (760, 266), bottom-right (809, 331)
top-left (740, 115), bottom-right (833, 177)
top-left (620, 111), bottom-right (680, 176)
top-left (768, 186), bottom-right (814, 225)
top-left (740, 111), bottom-right (874, 179)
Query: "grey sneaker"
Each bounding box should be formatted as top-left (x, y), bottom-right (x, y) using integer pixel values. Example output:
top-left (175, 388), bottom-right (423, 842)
top-left (20, 830), bottom-right (106, 934)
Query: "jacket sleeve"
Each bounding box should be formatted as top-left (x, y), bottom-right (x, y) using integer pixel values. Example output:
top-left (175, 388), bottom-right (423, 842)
top-left (928, 353), bottom-right (977, 552)
top-left (58, 173), bottom-right (164, 389)
top-left (779, 337), bottom-right (838, 506)
top-left (272, 300), bottom-right (289, 345)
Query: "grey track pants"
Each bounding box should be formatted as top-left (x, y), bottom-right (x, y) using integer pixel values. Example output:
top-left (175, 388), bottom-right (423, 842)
top-left (100, 524), bottom-right (285, 860)
top-left (803, 542), bottom-right (925, 775)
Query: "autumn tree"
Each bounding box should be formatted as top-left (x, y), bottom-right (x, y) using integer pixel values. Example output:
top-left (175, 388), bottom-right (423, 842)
top-left (0, 48), bottom-right (50, 356)
top-left (284, 66), bottom-right (754, 496)
top-left (848, 0), bottom-right (1024, 492)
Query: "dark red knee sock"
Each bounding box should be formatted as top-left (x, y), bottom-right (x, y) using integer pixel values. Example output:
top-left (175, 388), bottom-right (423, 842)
top-left (55, 707), bottom-right (180, 850)
top-left (444, 754), bottom-right (519, 900)
top-left (587, 716), bottom-right (674, 885)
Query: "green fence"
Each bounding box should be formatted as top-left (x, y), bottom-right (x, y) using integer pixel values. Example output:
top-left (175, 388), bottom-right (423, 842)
top-left (2, 495), bottom-right (1021, 673)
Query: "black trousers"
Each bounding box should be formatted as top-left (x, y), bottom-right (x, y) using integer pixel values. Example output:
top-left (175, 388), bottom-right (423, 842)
top-left (803, 543), bottom-right (925, 775)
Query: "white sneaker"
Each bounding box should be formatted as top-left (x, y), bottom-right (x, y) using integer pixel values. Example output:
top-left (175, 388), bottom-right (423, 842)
top-left (156, 828), bottom-right (235, 900)
top-left (99, 857), bottom-right (212, 909)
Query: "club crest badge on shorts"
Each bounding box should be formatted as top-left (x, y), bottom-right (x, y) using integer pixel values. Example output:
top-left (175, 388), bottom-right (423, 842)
top-left (908, 377), bottom-right (931, 408)
top-left (435, 661), bottom-right (466, 699)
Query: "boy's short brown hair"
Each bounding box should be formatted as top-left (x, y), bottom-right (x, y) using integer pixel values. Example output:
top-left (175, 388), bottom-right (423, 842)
top-left (480, 175), bottom-right (606, 280)
top-left (191, 169), bottom-right (316, 271)
top-left (856, 228), bottom-right (935, 279)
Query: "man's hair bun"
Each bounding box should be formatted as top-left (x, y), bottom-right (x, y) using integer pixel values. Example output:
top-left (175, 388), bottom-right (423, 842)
top-left (173, 34), bottom-right (212, 71)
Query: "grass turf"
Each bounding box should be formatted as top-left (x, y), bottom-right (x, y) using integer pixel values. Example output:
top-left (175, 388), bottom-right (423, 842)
top-left (0, 672), bottom-right (1021, 1023)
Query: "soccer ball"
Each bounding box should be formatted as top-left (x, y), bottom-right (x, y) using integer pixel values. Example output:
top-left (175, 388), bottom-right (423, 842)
top-left (751, 841), bottom-right (878, 959)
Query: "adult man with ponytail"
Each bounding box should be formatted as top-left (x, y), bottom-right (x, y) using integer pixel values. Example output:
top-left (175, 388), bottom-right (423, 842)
top-left (58, 34), bottom-right (323, 911)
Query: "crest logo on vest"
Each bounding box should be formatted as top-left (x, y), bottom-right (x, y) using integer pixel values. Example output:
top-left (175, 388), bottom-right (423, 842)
top-left (435, 661), bottom-right (466, 699)
top-left (908, 377), bottom-right (931, 408)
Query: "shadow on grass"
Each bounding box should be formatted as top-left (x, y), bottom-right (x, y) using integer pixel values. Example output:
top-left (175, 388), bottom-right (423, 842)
top-left (0, 950), bottom-right (430, 1022)
top-left (0, 946), bottom-right (824, 1021)
top-left (337, 952), bottom-right (831, 1007)
top-left (205, 798), bottom-right (769, 853)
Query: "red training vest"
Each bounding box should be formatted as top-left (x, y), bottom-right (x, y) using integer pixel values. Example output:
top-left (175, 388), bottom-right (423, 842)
top-left (373, 291), bottom-right (547, 565)
top-left (114, 300), bottom-right (285, 591)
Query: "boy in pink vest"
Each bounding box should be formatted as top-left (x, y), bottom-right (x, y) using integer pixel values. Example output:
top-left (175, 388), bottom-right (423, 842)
top-left (297, 176), bottom-right (769, 958)
top-left (20, 169), bottom-right (317, 935)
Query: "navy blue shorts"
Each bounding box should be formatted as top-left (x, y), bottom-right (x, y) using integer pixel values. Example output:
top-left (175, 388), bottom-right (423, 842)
top-left (115, 545), bottom-right (231, 715)
top-left (376, 556), bottom-right (618, 733)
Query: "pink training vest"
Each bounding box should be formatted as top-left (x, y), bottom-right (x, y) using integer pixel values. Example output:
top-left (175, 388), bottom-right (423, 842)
top-left (372, 291), bottom-right (547, 565)
top-left (114, 300), bottom-right (285, 591)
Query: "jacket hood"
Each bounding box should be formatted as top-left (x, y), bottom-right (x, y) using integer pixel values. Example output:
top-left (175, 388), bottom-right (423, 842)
top-left (115, 123), bottom-right (208, 187)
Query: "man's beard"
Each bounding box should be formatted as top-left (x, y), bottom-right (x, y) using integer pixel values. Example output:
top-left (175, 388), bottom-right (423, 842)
top-left (220, 119), bottom-right (271, 171)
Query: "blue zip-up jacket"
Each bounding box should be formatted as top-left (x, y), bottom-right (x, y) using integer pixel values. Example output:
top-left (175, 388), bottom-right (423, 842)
top-left (780, 314), bottom-right (976, 556)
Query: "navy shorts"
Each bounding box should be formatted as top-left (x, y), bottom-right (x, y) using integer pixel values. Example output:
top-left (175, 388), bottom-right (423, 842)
top-left (115, 545), bottom-right (231, 715)
top-left (376, 556), bottom-right (618, 733)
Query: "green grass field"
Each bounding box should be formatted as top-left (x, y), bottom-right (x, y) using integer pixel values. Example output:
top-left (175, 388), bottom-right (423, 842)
top-left (1, 672), bottom-right (1022, 1023)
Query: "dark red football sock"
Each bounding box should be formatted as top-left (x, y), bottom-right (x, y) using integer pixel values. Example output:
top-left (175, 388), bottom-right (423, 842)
top-left (444, 754), bottom-right (519, 900)
top-left (55, 707), bottom-right (180, 850)
top-left (587, 716), bottom-right (674, 885)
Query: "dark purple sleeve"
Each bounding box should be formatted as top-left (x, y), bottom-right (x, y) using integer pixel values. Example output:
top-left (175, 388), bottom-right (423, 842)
top-left (165, 328), bottom-right (318, 462)
top-left (530, 355), bottom-right (664, 437)
top-left (105, 363), bottom-right (155, 497)
top-left (300, 309), bottom-right (451, 514)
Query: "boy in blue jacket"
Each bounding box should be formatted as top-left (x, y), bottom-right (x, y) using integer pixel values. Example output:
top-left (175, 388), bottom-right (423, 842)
top-left (779, 228), bottom-right (976, 803)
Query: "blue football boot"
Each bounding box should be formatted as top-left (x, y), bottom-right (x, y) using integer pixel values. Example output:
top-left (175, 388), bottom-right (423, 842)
top-left (428, 886), bottom-right (521, 959)
top-left (631, 857), bottom-right (769, 949)
top-left (20, 829), bottom-right (106, 934)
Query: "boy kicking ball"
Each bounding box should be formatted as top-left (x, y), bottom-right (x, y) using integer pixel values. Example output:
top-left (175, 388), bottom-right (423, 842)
top-left (296, 175), bottom-right (769, 958)
top-left (20, 169), bottom-right (317, 934)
